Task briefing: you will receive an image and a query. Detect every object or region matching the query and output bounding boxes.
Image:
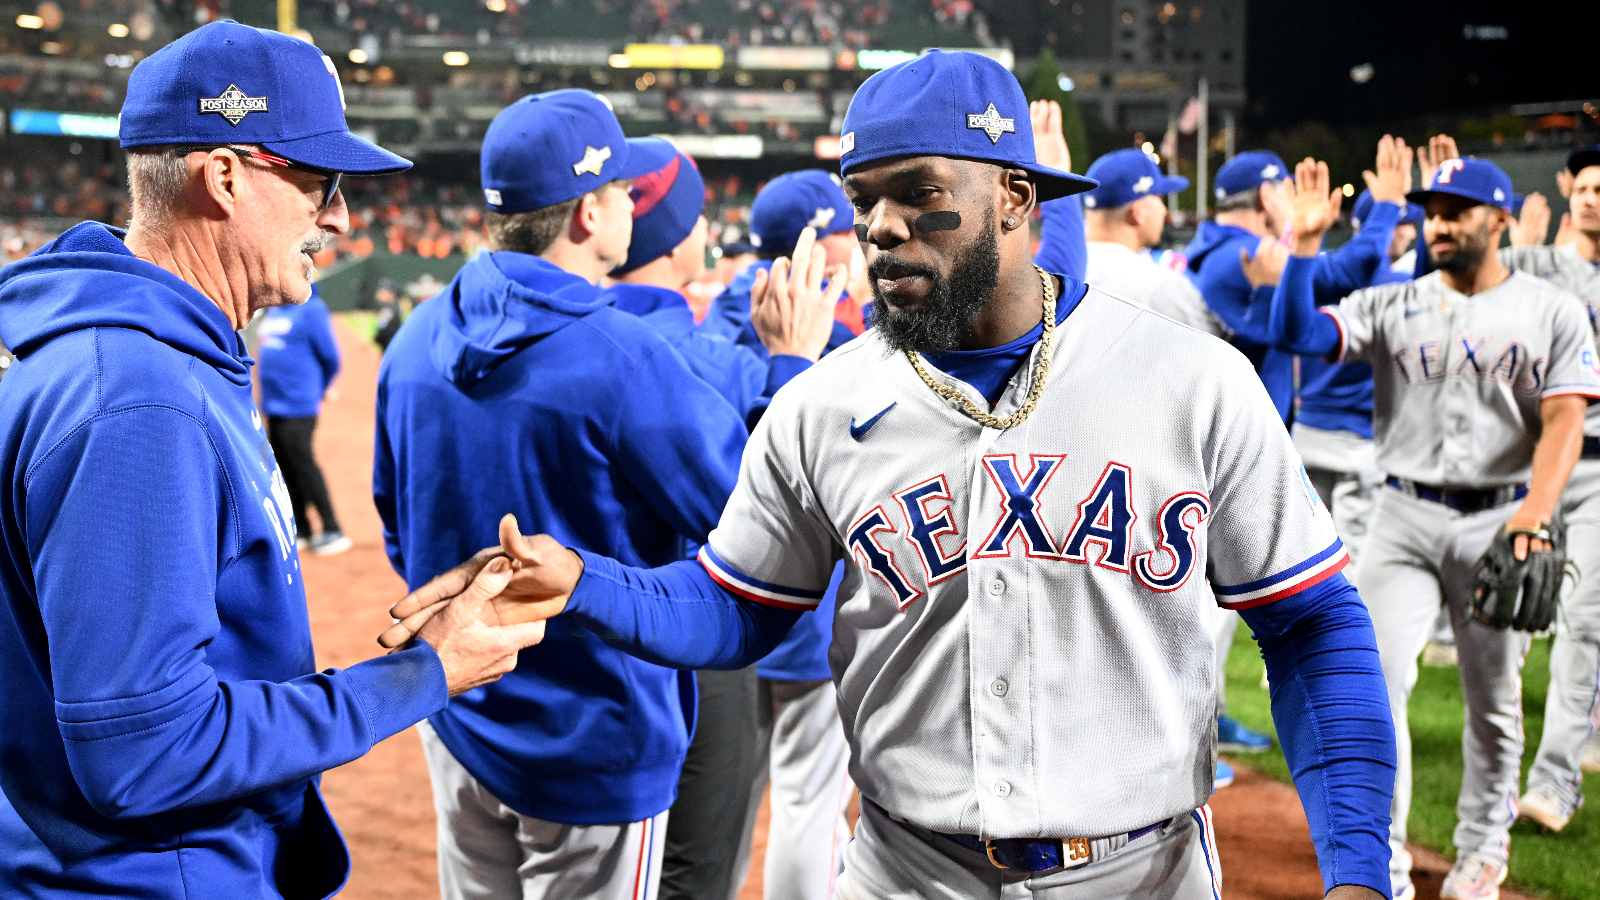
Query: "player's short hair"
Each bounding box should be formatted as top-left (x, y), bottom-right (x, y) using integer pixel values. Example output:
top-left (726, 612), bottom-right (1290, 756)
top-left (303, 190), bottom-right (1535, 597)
top-left (487, 180), bottom-right (626, 256)
top-left (1214, 186), bottom-right (1260, 214)
top-left (126, 146), bottom-right (196, 226)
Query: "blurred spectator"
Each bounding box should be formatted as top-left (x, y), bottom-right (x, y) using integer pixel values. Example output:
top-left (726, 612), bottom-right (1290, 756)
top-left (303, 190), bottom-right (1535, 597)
top-left (373, 278), bottom-right (404, 351)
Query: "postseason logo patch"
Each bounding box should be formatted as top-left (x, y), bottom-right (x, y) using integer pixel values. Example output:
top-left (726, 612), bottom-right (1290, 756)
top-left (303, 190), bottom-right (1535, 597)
top-left (199, 84), bottom-right (268, 126)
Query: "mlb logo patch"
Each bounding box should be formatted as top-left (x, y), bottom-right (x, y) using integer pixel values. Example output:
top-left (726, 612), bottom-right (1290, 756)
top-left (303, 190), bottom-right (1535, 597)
top-left (840, 132), bottom-right (855, 154)
top-left (483, 188), bottom-right (503, 206)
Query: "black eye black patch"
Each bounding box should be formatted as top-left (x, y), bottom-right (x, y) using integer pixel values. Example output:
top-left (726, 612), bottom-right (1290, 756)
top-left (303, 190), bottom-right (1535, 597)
top-left (914, 211), bottom-right (962, 233)
top-left (855, 223), bottom-right (868, 241)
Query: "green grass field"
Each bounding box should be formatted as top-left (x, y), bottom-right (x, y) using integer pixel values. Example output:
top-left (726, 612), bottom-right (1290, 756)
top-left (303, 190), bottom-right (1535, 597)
top-left (1222, 627), bottom-right (1598, 900)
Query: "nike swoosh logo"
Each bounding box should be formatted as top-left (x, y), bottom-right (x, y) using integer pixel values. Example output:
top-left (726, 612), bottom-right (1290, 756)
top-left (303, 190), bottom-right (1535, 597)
top-left (849, 402), bottom-right (897, 441)
top-left (1404, 307), bottom-right (1428, 318)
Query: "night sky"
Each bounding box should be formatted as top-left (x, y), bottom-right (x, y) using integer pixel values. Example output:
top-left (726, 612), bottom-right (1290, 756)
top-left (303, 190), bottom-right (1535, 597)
top-left (1246, 0), bottom-right (1600, 128)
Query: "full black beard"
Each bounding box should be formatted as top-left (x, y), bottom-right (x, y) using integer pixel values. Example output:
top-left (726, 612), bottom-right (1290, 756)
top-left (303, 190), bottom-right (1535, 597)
top-left (1432, 223), bottom-right (1491, 275)
top-left (870, 213), bottom-right (1000, 354)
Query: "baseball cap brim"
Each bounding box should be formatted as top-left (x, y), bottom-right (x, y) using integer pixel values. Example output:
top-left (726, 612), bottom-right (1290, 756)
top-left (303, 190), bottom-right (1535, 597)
top-left (1020, 162), bottom-right (1098, 202)
top-left (615, 137), bottom-right (681, 182)
top-left (1152, 174), bottom-right (1189, 194)
top-left (1568, 147), bottom-right (1600, 175)
top-left (264, 128), bottom-right (411, 175)
top-left (1404, 186), bottom-right (1510, 210)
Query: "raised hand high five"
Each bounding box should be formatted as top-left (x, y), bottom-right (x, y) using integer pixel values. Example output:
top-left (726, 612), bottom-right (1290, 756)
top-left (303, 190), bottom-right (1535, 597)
top-left (1416, 133), bottom-right (1460, 188)
top-left (1363, 134), bottom-right (1413, 206)
top-left (1287, 157), bottom-right (1341, 257)
top-left (750, 226), bottom-right (847, 361)
top-left (1511, 192), bottom-right (1551, 248)
top-left (1029, 99), bottom-right (1072, 174)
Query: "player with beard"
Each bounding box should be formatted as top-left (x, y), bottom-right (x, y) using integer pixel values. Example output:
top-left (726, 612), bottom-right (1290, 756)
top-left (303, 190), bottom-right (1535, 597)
top-left (1270, 154), bottom-right (1600, 900)
top-left (384, 50), bottom-right (1397, 900)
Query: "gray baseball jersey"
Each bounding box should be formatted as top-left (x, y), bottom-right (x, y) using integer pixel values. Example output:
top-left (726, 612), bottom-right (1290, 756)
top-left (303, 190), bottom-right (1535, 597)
top-left (698, 287), bottom-right (1347, 840)
top-left (1324, 269), bottom-right (1600, 487)
top-left (1085, 242), bottom-right (1228, 338)
top-left (1503, 245), bottom-right (1600, 435)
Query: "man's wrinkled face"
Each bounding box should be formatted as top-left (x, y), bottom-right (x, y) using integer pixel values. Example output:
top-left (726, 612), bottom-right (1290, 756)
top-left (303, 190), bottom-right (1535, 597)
top-left (1572, 166), bottom-right (1600, 237)
top-left (235, 158), bottom-right (346, 308)
top-left (1259, 179), bottom-right (1292, 238)
top-left (844, 156), bottom-right (1005, 353)
top-left (1424, 194), bottom-right (1501, 275)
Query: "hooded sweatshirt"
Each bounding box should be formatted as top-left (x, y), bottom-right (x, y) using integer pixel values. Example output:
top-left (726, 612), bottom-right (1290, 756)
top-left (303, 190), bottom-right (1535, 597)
top-left (375, 251), bottom-right (747, 823)
top-left (258, 287), bottom-right (341, 419)
top-left (1185, 201), bottom-right (1398, 421)
top-left (0, 222), bottom-right (446, 899)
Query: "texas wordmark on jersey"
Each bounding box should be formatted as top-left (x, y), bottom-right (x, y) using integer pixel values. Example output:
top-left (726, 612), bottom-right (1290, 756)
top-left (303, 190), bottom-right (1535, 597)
top-left (698, 287), bottom-right (1346, 840)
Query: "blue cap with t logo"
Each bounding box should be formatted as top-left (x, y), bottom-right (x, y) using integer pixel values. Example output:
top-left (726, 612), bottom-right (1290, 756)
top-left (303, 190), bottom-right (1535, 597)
top-left (1408, 158), bottom-right (1515, 211)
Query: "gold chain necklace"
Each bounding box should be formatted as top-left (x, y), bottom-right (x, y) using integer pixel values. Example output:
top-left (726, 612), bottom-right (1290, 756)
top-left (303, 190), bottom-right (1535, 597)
top-left (904, 265), bottom-right (1058, 430)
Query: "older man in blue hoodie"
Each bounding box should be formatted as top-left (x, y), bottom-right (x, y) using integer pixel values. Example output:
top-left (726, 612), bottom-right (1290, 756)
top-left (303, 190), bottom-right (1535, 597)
top-left (374, 91), bottom-right (755, 900)
top-left (0, 22), bottom-right (543, 900)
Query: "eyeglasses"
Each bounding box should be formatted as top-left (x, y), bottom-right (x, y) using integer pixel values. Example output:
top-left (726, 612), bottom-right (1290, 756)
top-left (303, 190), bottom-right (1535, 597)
top-left (174, 145), bottom-right (344, 210)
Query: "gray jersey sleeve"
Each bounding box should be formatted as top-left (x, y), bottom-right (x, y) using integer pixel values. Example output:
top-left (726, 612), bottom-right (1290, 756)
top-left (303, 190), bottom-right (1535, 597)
top-left (1324, 282), bottom-right (1397, 364)
top-left (1539, 285), bottom-right (1600, 400)
top-left (1204, 355), bottom-right (1348, 608)
top-left (699, 382), bottom-right (840, 608)
top-left (1150, 274), bottom-right (1229, 338)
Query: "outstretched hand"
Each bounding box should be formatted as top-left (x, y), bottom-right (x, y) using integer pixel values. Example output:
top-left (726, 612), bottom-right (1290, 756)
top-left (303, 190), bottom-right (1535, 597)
top-left (1362, 134), bottom-right (1412, 206)
top-left (1287, 157), bottom-right (1341, 256)
top-left (379, 514), bottom-right (584, 650)
top-left (1240, 237), bottom-right (1289, 289)
top-left (407, 555), bottom-right (548, 696)
top-left (750, 226), bottom-right (847, 361)
top-left (1511, 192), bottom-right (1551, 248)
top-left (1417, 133), bottom-right (1460, 187)
top-left (1029, 99), bottom-right (1072, 173)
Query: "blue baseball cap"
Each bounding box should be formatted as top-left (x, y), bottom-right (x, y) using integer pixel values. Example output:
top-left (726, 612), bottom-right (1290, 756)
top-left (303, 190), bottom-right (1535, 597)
top-left (1081, 149), bottom-right (1187, 210)
top-left (613, 138), bottom-right (706, 275)
top-left (1408, 158), bottom-right (1514, 211)
top-left (119, 21), bottom-right (409, 175)
top-left (750, 170), bottom-right (855, 253)
top-left (1567, 145), bottom-right (1600, 175)
top-left (838, 49), bottom-right (1095, 201)
top-left (1351, 189), bottom-right (1423, 227)
top-left (481, 89), bottom-right (675, 214)
top-left (1214, 150), bottom-right (1289, 201)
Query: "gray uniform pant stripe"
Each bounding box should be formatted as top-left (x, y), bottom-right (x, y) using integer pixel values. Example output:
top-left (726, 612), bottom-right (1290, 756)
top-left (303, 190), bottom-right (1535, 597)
top-left (418, 721), bottom-right (669, 900)
top-left (1354, 489), bottom-right (1529, 895)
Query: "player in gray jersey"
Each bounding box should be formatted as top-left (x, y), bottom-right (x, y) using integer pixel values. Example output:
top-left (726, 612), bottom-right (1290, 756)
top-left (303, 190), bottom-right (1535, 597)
top-left (1495, 143), bottom-right (1600, 832)
top-left (384, 51), bottom-right (1397, 900)
top-left (1271, 154), bottom-right (1600, 900)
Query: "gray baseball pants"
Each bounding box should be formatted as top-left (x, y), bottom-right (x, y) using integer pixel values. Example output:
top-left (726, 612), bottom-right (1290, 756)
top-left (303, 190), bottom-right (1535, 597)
top-left (1527, 460), bottom-right (1600, 811)
top-left (1293, 423), bottom-right (1382, 565)
top-left (418, 721), bottom-right (669, 900)
top-left (834, 799), bottom-right (1221, 900)
top-left (1354, 488), bottom-right (1529, 897)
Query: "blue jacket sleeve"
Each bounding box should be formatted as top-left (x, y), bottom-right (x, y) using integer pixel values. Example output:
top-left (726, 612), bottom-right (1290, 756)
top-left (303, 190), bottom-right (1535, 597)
top-left (33, 407), bottom-right (446, 819)
top-left (1194, 249), bottom-right (1277, 351)
top-left (744, 354), bottom-right (814, 430)
top-left (610, 340), bottom-right (749, 544)
top-left (1271, 255), bottom-right (1342, 357)
top-left (1311, 201), bottom-right (1400, 302)
top-left (1034, 196), bottom-right (1087, 283)
top-left (565, 552), bottom-right (802, 669)
top-left (1238, 572), bottom-right (1396, 898)
top-left (312, 301), bottom-right (341, 390)
top-left (372, 373), bottom-right (404, 577)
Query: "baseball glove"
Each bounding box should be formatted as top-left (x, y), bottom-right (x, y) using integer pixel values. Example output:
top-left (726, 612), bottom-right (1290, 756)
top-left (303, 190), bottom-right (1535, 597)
top-left (1470, 517), bottom-right (1564, 632)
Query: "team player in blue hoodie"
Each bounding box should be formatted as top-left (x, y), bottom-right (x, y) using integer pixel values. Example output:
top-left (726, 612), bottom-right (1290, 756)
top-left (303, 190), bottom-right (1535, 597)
top-left (374, 90), bottom-right (765, 900)
top-left (1184, 141), bottom-right (1409, 423)
top-left (258, 285), bottom-right (352, 556)
top-left (601, 143), bottom-right (856, 900)
top-left (0, 22), bottom-right (545, 899)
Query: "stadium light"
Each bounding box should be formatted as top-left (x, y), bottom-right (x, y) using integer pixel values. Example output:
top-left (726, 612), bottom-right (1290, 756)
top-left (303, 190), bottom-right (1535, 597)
top-left (108, 23), bottom-right (129, 37)
top-left (486, 0), bottom-right (507, 10)
top-left (1342, 183), bottom-right (1355, 197)
top-left (16, 14), bottom-right (44, 28)
top-left (1141, 141), bottom-right (1154, 153)
top-left (348, 48), bottom-right (369, 64)
top-left (609, 53), bottom-right (632, 68)
top-left (1057, 74), bottom-right (1074, 91)
top-left (443, 51), bottom-right (470, 66)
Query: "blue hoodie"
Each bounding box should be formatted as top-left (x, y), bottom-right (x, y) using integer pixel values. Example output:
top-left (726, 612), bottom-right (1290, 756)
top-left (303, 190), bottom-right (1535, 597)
top-left (0, 222), bottom-right (446, 899)
top-left (375, 251), bottom-right (747, 824)
top-left (1184, 201), bottom-right (1398, 421)
top-left (258, 288), bottom-right (341, 419)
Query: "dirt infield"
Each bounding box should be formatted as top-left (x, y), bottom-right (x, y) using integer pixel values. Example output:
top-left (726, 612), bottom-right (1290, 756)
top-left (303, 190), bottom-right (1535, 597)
top-left (302, 318), bottom-right (1517, 900)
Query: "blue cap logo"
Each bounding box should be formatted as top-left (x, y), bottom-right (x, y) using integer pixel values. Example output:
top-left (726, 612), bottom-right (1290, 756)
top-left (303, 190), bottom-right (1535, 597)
top-left (1133, 175), bottom-right (1154, 194)
top-left (573, 146), bottom-right (612, 177)
top-left (807, 206), bottom-right (837, 229)
top-left (966, 103), bottom-right (1016, 145)
top-left (198, 83), bottom-right (268, 126)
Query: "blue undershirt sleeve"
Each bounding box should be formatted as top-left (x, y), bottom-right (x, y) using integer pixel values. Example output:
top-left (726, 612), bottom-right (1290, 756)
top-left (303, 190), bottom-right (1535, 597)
top-left (1034, 196), bottom-right (1087, 283)
top-left (564, 552), bottom-right (803, 669)
top-left (1238, 571), bottom-right (1396, 898)
top-left (1271, 255), bottom-right (1342, 357)
top-left (1312, 201), bottom-right (1399, 301)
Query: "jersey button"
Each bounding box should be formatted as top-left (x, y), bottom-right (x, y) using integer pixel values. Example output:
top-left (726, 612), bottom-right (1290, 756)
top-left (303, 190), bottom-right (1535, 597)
top-left (987, 579), bottom-right (1006, 596)
top-left (993, 780), bottom-right (1012, 797)
top-left (990, 678), bottom-right (1008, 697)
